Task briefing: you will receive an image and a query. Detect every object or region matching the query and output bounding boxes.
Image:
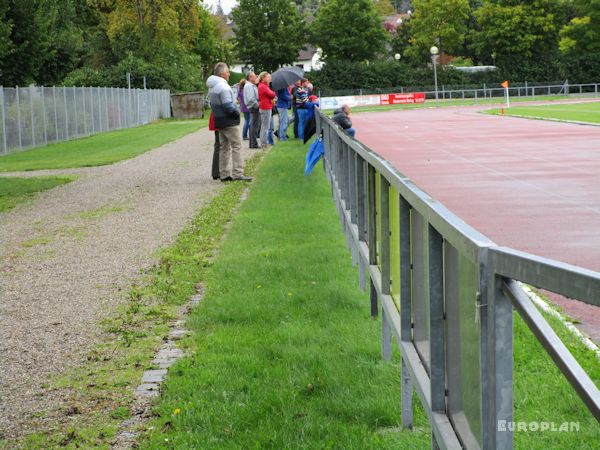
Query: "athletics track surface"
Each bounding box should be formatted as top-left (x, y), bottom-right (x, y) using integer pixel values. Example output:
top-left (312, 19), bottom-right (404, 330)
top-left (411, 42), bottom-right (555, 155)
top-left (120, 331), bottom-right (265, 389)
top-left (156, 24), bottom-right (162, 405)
top-left (353, 103), bottom-right (600, 343)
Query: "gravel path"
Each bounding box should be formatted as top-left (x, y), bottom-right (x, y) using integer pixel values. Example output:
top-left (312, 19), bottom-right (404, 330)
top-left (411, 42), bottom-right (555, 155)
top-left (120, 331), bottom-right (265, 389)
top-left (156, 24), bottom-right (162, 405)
top-left (0, 127), bottom-right (245, 439)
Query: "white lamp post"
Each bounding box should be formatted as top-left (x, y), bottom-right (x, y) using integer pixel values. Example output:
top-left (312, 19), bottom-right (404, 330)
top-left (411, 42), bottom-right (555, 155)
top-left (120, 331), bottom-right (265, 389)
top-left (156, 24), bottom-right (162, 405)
top-left (430, 46), bottom-right (439, 100)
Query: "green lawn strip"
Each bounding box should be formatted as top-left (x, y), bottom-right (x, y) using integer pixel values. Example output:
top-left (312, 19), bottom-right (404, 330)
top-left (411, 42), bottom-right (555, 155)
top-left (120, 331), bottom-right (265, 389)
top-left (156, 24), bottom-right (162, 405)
top-left (0, 119), bottom-right (206, 172)
top-left (0, 176), bottom-right (77, 212)
top-left (514, 305), bottom-right (600, 449)
top-left (485, 101), bottom-right (600, 124)
top-left (16, 154), bottom-right (261, 449)
top-left (349, 95), bottom-right (575, 114)
top-left (141, 140), bottom-right (431, 449)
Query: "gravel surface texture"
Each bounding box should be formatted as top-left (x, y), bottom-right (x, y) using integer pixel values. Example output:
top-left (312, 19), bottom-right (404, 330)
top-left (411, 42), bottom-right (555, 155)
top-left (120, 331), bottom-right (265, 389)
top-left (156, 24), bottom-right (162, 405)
top-left (0, 127), bottom-right (247, 439)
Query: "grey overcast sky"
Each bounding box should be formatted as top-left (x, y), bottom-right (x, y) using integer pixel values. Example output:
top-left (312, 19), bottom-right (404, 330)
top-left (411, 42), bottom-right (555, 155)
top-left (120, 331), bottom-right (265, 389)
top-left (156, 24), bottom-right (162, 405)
top-left (203, 0), bottom-right (238, 14)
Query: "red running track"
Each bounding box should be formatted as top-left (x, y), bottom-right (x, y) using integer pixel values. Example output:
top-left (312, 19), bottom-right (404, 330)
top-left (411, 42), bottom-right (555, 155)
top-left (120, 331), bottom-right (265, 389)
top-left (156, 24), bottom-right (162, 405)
top-left (353, 104), bottom-right (600, 343)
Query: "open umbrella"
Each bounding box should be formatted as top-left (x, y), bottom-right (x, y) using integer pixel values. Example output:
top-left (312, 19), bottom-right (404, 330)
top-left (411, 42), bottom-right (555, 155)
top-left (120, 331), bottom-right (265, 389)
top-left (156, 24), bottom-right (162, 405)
top-left (271, 66), bottom-right (304, 91)
top-left (304, 137), bottom-right (324, 176)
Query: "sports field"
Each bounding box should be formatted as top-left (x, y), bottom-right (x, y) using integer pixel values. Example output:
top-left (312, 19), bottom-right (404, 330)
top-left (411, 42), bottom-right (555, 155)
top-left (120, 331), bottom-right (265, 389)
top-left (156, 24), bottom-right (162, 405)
top-left (354, 102), bottom-right (600, 341)
top-left (487, 99), bottom-right (600, 123)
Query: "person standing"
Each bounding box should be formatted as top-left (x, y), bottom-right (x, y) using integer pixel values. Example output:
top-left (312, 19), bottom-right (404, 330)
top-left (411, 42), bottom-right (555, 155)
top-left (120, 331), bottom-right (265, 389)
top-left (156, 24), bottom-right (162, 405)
top-left (237, 78), bottom-right (250, 140)
top-left (294, 78), bottom-right (310, 140)
top-left (276, 85), bottom-right (292, 141)
top-left (243, 71), bottom-right (260, 149)
top-left (291, 79), bottom-right (302, 138)
top-left (257, 71), bottom-right (276, 150)
top-left (207, 62), bottom-right (252, 182)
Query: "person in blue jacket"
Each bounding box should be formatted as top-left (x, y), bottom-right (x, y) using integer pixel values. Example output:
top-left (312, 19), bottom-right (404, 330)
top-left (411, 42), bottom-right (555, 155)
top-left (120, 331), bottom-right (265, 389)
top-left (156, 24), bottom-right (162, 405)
top-left (276, 85), bottom-right (292, 141)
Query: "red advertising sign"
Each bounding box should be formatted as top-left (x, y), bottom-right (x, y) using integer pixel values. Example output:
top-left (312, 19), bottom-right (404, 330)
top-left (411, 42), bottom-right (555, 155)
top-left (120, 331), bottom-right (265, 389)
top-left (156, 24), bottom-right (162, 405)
top-left (380, 92), bottom-right (426, 105)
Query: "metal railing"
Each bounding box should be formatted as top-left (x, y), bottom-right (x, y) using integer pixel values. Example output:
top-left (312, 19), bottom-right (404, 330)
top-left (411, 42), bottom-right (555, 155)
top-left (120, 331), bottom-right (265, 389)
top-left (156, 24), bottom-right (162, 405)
top-left (0, 86), bottom-right (172, 155)
top-left (316, 110), bottom-right (600, 449)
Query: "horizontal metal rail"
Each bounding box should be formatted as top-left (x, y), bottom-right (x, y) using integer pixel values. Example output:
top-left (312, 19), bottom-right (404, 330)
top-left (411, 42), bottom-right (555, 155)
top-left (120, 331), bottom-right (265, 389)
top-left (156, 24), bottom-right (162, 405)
top-left (501, 278), bottom-right (600, 421)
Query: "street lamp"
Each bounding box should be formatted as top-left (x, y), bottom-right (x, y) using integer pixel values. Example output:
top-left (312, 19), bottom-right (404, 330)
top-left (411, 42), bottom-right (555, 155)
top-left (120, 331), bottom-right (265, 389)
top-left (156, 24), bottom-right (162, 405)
top-left (394, 53), bottom-right (401, 61)
top-left (430, 46), bottom-right (439, 100)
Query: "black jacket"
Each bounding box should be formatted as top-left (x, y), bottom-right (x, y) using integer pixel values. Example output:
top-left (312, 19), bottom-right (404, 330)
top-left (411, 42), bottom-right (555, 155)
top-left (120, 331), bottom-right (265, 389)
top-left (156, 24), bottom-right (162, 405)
top-left (332, 108), bottom-right (352, 130)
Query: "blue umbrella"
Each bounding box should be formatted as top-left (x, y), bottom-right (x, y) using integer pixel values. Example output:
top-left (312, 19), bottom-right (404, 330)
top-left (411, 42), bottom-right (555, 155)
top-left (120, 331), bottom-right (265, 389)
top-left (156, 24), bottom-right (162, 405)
top-left (304, 138), bottom-right (324, 176)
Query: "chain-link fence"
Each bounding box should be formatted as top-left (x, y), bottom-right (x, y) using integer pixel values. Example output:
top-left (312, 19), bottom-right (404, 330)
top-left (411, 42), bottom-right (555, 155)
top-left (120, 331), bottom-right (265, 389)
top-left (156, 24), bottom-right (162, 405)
top-left (0, 86), bottom-right (171, 154)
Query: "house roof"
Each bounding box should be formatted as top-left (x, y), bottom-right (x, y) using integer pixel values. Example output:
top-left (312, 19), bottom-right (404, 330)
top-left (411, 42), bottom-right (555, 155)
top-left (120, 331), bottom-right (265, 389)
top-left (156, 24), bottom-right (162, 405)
top-left (298, 45), bottom-right (317, 61)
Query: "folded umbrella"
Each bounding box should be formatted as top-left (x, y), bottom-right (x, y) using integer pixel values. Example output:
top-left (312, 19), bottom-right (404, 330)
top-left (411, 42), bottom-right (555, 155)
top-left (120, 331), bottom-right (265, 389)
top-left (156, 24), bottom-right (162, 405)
top-left (304, 138), bottom-right (324, 176)
top-left (303, 117), bottom-right (316, 144)
top-left (302, 100), bottom-right (319, 144)
top-left (271, 66), bottom-right (304, 91)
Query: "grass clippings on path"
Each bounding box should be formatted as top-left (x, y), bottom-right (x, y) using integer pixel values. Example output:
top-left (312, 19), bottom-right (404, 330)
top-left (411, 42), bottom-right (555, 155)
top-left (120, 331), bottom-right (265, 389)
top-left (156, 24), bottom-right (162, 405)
top-left (0, 119), bottom-right (206, 172)
top-left (0, 176), bottom-right (76, 212)
top-left (141, 140), bottom-right (431, 449)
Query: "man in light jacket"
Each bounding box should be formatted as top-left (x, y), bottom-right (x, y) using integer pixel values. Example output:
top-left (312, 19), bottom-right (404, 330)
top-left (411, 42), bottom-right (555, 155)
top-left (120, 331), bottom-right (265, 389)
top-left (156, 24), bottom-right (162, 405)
top-left (243, 71), bottom-right (260, 149)
top-left (207, 62), bottom-right (252, 181)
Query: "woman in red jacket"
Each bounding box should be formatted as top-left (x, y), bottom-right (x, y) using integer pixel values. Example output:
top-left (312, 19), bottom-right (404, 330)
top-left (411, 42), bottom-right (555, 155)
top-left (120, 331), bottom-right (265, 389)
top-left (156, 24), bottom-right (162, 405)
top-left (257, 71), bottom-right (276, 150)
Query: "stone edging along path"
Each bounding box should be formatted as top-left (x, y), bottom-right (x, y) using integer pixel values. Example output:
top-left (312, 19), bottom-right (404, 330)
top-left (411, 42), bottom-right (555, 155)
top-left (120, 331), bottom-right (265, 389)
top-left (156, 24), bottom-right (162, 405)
top-left (0, 127), bottom-right (253, 440)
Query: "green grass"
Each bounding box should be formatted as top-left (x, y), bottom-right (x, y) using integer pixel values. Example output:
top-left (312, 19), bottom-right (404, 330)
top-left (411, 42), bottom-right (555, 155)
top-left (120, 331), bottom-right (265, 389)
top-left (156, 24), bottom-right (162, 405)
top-left (485, 100), bottom-right (600, 123)
top-left (141, 140), bottom-right (431, 449)
top-left (513, 294), bottom-right (600, 449)
top-left (0, 119), bottom-right (206, 172)
top-left (0, 176), bottom-right (76, 212)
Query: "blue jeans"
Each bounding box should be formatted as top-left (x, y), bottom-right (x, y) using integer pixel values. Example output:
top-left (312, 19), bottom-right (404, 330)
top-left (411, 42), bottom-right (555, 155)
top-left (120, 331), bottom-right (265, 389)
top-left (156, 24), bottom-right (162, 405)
top-left (242, 111), bottom-right (250, 139)
top-left (259, 109), bottom-right (272, 148)
top-left (269, 115), bottom-right (275, 145)
top-left (346, 127), bottom-right (356, 137)
top-left (277, 107), bottom-right (289, 140)
top-left (297, 108), bottom-right (308, 140)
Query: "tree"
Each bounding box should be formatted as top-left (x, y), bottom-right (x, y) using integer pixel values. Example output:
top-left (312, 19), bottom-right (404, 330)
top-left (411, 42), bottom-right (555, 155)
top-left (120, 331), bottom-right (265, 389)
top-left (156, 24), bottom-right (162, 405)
top-left (405, 0), bottom-right (471, 62)
top-left (373, 0), bottom-right (396, 16)
top-left (98, 0), bottom-right (200, 61)
top-left (470, 0), bottom-right (564, 76)
top-left (559, 0), bottom-right (600, 54)
top-left (292, 0), bottom-right (323, 20)
top-left (232, 0), bottom-right (305, 72)
top-left (34, 0), bottom-right (88, 85)
top-left (0, 0), bottom-right (14, 65)
top-left (194, 5), bottom-right (234, 78)
top-left (0, 0), bottom-right (45, 85)
top-left (311, 0), bottom-right (388, 62)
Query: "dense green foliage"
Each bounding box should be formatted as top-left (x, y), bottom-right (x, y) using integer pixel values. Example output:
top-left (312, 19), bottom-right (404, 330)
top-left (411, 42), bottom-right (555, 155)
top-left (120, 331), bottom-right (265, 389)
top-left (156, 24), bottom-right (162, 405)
top-left (1, 0), bottom-right (599, 92)
top-left (406, 0), bottom-right (471, 62)
top-left (311, 0), bottom-right (389, 62)
top-left (309, 0), bottom-right (600, 90)
top-left (232, 0), bottom-right (305, 72)
top-left (0, 0), bottom-right (229, 92)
